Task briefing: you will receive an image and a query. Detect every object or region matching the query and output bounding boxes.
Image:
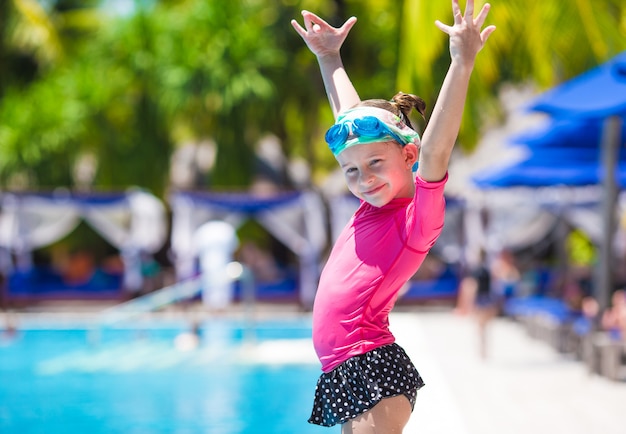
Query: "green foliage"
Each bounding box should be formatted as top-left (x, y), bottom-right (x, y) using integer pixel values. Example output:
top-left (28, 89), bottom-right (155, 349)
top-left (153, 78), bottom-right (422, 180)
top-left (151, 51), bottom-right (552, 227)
top-left (0, 0), bottom-right (625, 194)
top-left (0, 74), bottom-right (87, 187)
top-left (567, 229), bottom-right (596, 266)
top-left (144, 0), bottom-right (287, 188)
top-left (396, 0), bottom-right (626, 148)
top-left (0, 0), bottom-right (289, 193)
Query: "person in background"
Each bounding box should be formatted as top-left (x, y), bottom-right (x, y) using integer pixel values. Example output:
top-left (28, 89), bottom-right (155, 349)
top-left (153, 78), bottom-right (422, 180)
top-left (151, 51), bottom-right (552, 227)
top-left (466, 249), bottom-right (499, 359)
top-left (1, 311), bottom-right (18, 344)
top-left (174, 320), bottom-right (201, 351)
top-left (601, 289), bottom-right (626, 341)
top-left (490, 248), bottom-right (521, 303)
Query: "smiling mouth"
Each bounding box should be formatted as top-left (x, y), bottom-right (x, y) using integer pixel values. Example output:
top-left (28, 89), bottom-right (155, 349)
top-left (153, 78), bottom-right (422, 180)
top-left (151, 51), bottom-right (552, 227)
top-left (362, 185), bottom-right (384, 195)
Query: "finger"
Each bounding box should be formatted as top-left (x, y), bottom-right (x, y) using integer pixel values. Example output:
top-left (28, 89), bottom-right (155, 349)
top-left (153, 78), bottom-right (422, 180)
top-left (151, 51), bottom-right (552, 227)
top-left (474, 3), bottom-right (491, 28)
top-left (480, 25), bottom-right (496, 43)
top-left (451, 0), bottom-right (462, 23)
top-left (290, 19), bottom-right (307, 38)
top-left (302, 10), bottom-right (324, 23)
top-left (300, 10), bottom-right (316, 31)
top-left (302, 10), bottom-right (329, 30)
top-left (464, 0), bottom-right (474, 20)
top-left (339, 16), bottom-right (357, 34)
top-left (435, 19), bottom-right (452, 35)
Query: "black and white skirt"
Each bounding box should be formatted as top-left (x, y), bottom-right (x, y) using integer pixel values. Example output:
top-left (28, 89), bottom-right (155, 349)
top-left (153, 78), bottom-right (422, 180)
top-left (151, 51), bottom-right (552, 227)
top-left (308, 343), bottom-right (425, 427)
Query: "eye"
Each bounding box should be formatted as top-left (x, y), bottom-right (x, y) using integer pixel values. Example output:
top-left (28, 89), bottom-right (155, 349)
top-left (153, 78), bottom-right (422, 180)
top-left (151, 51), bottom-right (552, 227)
top-left (344, 167), bottom-right (358, 175)
top-left (369, 158), bottom-right (383, 166)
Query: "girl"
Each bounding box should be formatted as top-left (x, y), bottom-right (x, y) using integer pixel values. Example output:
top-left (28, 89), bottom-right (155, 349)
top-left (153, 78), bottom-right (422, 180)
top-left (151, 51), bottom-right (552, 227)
top-left (291, 1), bottom-right (495, 432)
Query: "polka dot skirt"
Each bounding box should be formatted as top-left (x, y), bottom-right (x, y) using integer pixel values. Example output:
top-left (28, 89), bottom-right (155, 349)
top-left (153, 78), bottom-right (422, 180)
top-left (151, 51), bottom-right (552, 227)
top-left (308, 343), bottom-right (424, 427)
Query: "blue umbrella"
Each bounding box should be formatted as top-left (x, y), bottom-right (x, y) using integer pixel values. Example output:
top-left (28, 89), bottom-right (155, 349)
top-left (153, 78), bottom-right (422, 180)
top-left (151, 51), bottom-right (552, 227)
top-left (474, 51), bottom-right (626, 310)
top-left (477, 51), bottom-right (626, 189)
top-left (475, 119), bottom-right (626, 187)
top-left (509, 117), bottom-right (626, 149)
top-left (473, 162), bottom-right (599, 187)
top-left (527, 51), bottom-right (626, 118)
top-left (525, 51), bottom-right (626, 311)
top-left (473, 147), bottom-right (626, 188)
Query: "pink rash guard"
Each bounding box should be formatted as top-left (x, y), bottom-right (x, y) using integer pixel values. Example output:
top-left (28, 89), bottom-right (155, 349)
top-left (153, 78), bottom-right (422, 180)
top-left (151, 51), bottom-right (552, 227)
top-left (312, 173), bottom-right (448, 372)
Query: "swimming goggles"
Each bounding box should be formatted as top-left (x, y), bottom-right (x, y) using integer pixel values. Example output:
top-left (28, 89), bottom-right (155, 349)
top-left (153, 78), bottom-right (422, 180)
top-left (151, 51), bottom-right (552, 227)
top-left (325, 106), bottom-right (421, 156)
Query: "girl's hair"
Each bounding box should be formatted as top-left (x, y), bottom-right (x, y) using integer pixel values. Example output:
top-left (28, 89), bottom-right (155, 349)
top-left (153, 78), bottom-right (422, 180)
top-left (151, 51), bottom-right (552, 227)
top-left (355, 92), bottom-right (426, 130)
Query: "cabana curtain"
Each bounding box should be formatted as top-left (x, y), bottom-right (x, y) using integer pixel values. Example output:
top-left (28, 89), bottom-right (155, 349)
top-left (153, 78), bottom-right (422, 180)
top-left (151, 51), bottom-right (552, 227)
top-left (0, 189), bottom-right (167, 292)
top-left (169, 190), bottom-right (327, 307)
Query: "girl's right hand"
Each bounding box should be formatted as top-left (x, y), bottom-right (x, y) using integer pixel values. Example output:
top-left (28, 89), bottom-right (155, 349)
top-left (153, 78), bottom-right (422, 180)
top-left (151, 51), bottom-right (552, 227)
top-left (291, 10), bottom-right (357, 59)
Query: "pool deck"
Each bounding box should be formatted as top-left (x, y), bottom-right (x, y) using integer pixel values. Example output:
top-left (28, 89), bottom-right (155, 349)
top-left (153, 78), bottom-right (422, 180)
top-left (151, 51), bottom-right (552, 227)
top-left (394, 310), bottom-right (626, 434)
top-left (4, 302), bottom-right (626, 433)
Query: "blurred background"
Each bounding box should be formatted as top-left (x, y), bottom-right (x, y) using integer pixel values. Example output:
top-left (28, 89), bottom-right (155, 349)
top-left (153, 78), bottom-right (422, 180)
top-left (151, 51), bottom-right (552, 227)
top-left (0, 0), bottom-right (626, 433)
top-left (0, 0), bottom-right (624, 305)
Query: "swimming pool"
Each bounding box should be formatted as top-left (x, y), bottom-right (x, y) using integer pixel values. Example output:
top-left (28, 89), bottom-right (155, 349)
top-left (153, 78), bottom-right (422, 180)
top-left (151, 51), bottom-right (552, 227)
top-left (0, 317), bottom-right (335, 433)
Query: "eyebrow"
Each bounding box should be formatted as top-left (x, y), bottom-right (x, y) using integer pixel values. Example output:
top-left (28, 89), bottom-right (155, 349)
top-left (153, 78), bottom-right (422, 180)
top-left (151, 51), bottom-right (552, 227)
top-left (342, 151), bottom-right (386, 164)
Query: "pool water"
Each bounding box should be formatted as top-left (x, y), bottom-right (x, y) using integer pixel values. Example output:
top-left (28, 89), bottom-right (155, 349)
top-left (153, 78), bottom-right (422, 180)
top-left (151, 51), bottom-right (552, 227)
top-left (0, 318), bottom-right (335, 434)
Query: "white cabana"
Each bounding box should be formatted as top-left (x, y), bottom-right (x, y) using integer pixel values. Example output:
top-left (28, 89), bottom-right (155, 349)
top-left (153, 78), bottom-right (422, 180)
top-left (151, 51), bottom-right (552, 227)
top-left (169, 189), bottom-right (327, 308)
top-left (0, 189), bottom-right (168, 296)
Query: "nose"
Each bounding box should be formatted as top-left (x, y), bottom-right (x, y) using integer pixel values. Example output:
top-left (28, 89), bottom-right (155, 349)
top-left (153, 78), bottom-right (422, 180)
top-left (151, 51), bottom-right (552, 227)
top-left (359, 168), bottom-right (375, 186)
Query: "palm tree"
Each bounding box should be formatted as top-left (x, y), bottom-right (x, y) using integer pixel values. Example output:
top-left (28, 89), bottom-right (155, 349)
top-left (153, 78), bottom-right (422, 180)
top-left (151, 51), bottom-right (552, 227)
top-left (0, 0), bottom-right (103, 189)
top-left (0, 0), bottom-right (58, 97)
top-left (8, 0), bottom-right (102, 67)
top-left (396, 0), bottom-right (626, 149)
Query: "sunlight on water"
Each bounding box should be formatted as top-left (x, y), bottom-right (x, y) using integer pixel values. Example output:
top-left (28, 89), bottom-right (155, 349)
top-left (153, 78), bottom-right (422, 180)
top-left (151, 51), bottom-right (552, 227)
top-left (0, 320), bottom-right (330, 434)
top-left (35, 338), bottom-right (317, 375)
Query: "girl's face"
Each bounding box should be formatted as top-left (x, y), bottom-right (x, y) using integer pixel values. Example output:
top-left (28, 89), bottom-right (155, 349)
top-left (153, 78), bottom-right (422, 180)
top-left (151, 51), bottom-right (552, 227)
top-left (336, 140), bottom-right (417, 207)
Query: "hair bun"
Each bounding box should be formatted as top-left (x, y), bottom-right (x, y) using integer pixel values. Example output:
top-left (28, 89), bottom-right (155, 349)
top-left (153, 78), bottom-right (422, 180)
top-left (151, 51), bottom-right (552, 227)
top-left (392, 92), bottom-right (426, 119)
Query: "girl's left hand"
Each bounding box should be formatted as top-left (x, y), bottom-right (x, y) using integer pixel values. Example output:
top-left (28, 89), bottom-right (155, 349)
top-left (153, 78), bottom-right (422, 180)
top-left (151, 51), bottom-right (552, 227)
top-left (435, 0), bottom-right (496, 67)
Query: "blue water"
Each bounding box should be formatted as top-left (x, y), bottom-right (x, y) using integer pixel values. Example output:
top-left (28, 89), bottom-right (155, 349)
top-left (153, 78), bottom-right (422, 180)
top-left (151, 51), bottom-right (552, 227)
top-left (0, 319), bottom-right (335, 434)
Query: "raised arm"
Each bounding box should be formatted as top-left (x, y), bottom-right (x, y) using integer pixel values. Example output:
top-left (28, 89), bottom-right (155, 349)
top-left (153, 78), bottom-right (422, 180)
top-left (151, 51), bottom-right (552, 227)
top-left (291, 11), bottom-right (360, 119)
top-left (417, 0), bottom-right (495, 182)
